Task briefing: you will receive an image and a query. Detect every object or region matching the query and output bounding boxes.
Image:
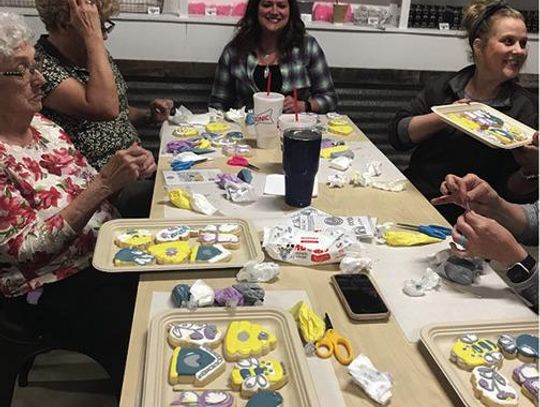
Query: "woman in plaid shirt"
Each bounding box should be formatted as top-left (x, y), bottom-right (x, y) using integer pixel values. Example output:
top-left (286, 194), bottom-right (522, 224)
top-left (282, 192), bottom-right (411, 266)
top-left (209, 0), bottom-right (338, 114)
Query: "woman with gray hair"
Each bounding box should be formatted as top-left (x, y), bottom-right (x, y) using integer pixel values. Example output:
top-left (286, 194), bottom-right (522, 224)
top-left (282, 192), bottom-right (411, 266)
top-left (0, 12), bottom-right (152, 402)
top-left (34, 0), bottom-right (172, 217)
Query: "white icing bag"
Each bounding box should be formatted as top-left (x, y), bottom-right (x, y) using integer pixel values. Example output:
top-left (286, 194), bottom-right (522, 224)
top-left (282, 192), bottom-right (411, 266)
top-left (236, 261), bottom-right (280, 283)
top-left (190, 193), bottom-right (218, 215)
top-left (189, 279), bottom-right (215, 307)
top-left (329, 156), bottom-right (351, 171)
top-left (348, 354), bottom-right (393, 405)
top-left (402, 267), bottom-right (441, 297)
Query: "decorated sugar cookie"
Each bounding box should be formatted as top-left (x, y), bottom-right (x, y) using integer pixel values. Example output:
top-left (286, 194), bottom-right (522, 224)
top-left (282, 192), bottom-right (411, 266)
top-left (202, 224), bottom-right (242, 236)
top-left (168, 322), bottom-right (222, 349)
top-left (471, 366), bottom-right (519, 407)
top-left (206, 122), bottom-right (230, 133)
top-left (231, 358), bottom-right (287, 398)
top-left (148, 241), bottom-right (191, 264)
top-left (173, 127), bottom-right (199, 138)
top-left (170, 390), bottom-right (236, 407)
top-left (169, 346), bottom-right (225, 387)
top-left (190, 244), bottom-right (232, 263)
top-left (156, 226), bottom-right (192, 243)
top-left (223, 320), bottom-right (277, 361)
top-left (450, 334), bottom-right (503, 371)
top-left (246, 391), bottom-right (283, 407)
top-left (115, 229), bottom-right (154, 249)
top-left (513, 364), bottom-right (539, 405)
top-left (198, 232), bottom-right (240, 250)
top-left (327, 122), bottom-right (353, 136)
top-left (113, 248), bottom-right (155, 266)
top-left (498, 334), bottom-right (518, 359)
top-left (516, 334), bottom-right (539, 363)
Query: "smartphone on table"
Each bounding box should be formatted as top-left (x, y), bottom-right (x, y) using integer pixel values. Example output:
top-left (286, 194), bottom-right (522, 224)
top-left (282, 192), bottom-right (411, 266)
top-left (331, 273), bottom-right (390, 321)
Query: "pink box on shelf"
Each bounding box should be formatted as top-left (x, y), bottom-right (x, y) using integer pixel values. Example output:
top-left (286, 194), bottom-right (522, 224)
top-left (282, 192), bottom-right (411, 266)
top-left (232, 1), bottom-right (247, 16)
top-left (216, 4), bottom-right (232, 15)
top-left (312, 2), bottom-right (333, 22)
top-left (188, 2), bottom-right (206, 15)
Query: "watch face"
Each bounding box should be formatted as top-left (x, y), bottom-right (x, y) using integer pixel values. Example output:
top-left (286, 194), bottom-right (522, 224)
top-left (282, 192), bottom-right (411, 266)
top-left (507, 264), bottom-right (530, 284)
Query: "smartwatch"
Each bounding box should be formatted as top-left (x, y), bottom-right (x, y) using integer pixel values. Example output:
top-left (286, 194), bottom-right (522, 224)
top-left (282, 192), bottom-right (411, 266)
top-left (506, 254), bottom-right (536, 283)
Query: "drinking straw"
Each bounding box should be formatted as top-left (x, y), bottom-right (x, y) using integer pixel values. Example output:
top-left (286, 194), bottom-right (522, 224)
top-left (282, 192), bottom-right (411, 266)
top-left (266, 69), bottom-right (272, 96)
top-left (293, 86), bottom-right (298, 121)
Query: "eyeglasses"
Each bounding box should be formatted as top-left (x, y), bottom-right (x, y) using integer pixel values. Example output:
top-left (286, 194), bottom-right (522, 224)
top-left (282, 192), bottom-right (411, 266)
top-left (102, 19), bottom-right (115, 34)
top-left (0, 63), bottom-right (40, 78)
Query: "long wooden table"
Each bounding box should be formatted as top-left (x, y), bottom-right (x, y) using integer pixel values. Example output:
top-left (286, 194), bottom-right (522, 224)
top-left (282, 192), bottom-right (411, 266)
top-left (119, 118), bottom-right (463, 406)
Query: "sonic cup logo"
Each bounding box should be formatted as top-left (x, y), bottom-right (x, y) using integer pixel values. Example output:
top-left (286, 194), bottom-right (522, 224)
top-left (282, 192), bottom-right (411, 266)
top-left (255, 108), bottom-right (274, 125)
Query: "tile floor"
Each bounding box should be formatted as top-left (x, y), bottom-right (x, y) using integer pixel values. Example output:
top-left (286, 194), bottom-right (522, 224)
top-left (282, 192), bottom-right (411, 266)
top-left (11, 350), bottom-right (117, 407)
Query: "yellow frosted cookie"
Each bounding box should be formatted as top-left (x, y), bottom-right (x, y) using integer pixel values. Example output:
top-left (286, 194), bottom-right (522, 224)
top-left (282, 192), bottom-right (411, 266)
top-left (230, 358), bottom-right (288, 398)
top-left (223, 321), bottom-right (277, 361)
top-left (450, 334), bottom-right (503, 371)
top-left (173, 127), bottom-right (199, 138)
top-left (206, 122), bottom-right (231, 133)
top-left (148, 241), bottom-right (191, 264)
top-left (115, 229), bottom-right (154, 250)
top-left (327, 123), bottom-right (354, 136)
top-left (328, 117), bottom-right (349, 126)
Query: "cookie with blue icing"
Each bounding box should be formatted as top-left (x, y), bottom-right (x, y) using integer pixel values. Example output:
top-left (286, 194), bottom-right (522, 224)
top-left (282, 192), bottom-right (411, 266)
top-left (169, 346), bottom-right (225, 387)
top-left (450, 334), bottom-right (503, 371)
top-left (190, 244), bottom-right (232, 264)
top-left (516, 334), bottom-right (539, 363)
top-left (113, 248), bottom-right (155, 266)
top-left (498, 334), bottom-right (518, 359)
top-left (246, 391), bottom-right (283, 407)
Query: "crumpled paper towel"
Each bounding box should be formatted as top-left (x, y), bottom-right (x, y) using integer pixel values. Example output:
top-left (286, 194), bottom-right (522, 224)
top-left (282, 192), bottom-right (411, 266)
top-left (224, 181), bottom-right (257, 203)
top-left (350, 161), bottom-right (406, 192)
top-left (328, 173), bottom-right (347, 188)
top-left (348, 354), bottom-right (393, 405)
top-left (402, 268), bottom-right (441, 297)
top-left (339, 244), bottom-right (373, 274)
top-left (236, 261), bottom-right (280, 282)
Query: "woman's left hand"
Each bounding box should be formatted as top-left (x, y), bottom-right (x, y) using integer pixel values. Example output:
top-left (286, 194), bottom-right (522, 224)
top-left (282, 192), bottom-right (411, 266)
top-left (450, 210), bottom-right (527, 267)
top-left (283, 96), bottom-right (305, 114)
top-left (150, 98), bottom-right (174, 123)
top-left (512, 131), bottom-right (539, 176)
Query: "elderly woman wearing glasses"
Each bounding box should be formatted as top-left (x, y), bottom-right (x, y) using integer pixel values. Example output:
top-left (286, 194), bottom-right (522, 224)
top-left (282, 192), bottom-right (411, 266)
top-left (0, 12), bottom-right (154, 400)
top-left (34, 0), bottom-right (172, 217)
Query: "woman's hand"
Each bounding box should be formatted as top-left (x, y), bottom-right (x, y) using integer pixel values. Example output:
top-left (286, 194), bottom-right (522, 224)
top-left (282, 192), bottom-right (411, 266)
top-left (139, 148), bottom-right (157, 178)
top-left (450, 211), bottom-right (528, 267)
top-left (512, 132), bottom-right (539, 177)
top-left (68, 0), bottom-right (103, 42)
top-left (150, 99), bottom-right (174, 123)
top-left (283, 96), bottom-right (306, 114)
top-left (97, 144), bottom-right (149, 194)
top-left (431, 173), bottom-right (501, 217)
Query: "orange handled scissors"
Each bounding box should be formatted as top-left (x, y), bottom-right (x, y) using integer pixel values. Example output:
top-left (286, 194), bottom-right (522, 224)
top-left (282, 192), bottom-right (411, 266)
top-left (315, 313), bottom-right (353, 365)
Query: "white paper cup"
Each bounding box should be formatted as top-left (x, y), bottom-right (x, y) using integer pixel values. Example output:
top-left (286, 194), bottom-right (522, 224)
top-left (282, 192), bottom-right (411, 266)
top-left (253, 92), bottom-right (285, 149)
top-left (278, 113), bottom-right (318, 132)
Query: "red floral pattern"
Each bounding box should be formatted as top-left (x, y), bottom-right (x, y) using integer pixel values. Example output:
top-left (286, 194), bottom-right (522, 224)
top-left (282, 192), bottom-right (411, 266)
top-left (0, 114), bottom-right (117, 297)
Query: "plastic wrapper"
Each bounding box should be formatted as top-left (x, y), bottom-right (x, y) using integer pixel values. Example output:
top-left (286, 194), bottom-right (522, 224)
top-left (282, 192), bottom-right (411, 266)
top-left (232, 283), bottom-right (264, 305)
top-left (214, 286), bottom-right (244, 308)
top-left (263, 225), bottom-right (356, 266)
top-left (289, 300), bottom-right (326, 343)
top-left (328, 173), bottom-right (347, 188)
top-left (217, 173), bottom-right (242, 189)
top-left (402, 268), bottom-right (441, 297)
top-left (329, 156), bottom-right (351, 171)
top-left (224, 181), bottom-right (257, 203)
top-left (429, 249), bottom-right (486, 285)
top-left (237, 168), bottom-right (253, 184)
top-left (171, 284), bottom-right (191, 307)
top-left (348, 354), bottom-right (393, 405)
top-left (236, 261), bottom-right (280, 283)
top-left (189, 279), bottom-right (215, 307)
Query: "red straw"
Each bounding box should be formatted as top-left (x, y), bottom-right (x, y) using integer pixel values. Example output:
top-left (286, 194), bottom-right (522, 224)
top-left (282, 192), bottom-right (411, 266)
top-left (293, 86), bottom-right (298, 121)
top-left (266, 69), bottom-right (272, 96)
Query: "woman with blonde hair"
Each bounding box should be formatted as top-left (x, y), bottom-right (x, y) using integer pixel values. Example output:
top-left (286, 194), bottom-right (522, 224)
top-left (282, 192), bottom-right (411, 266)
top-left (389, 0), bottom-right (538, 224)
top-left (34, 0), bottom-right (172, 217)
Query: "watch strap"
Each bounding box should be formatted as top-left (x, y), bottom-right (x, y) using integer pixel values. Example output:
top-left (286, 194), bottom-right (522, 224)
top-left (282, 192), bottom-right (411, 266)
top-left (507, 254), bottom-right (536, 283)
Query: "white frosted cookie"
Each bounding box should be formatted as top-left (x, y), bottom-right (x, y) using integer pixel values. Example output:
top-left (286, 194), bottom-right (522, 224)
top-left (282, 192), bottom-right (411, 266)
top-left (198, 232), bottom-right (240, 250)
top-left (168, 322), bottom-right (223, 349)
top-left (115, 229), bottom-right (154, 250)
top-left (156, 226), bottom-right (192, 243)
top-left (230, 358), bottom-right (288, 398)
top-left (202, 224), bottom-right (241, 236)
top-left (471, 366), bottom-right (519, 406)
top-left (450, 334), bottom-right (503, 371)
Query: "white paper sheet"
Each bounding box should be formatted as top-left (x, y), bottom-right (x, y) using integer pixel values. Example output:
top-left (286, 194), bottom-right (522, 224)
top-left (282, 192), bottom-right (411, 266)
top-left (263, 174), bottom-right (319, 197)
top-left (149, 290), bottom-right (347, 407)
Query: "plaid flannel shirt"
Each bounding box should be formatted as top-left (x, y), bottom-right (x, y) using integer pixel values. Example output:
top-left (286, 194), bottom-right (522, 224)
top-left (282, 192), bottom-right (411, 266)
top-left (209, 34), bottom-right (337, 113)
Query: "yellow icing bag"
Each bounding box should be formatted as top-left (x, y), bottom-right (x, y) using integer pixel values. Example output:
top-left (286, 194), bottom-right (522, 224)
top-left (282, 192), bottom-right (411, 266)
top-left (383, 230), bottom-right (441, 247)
top-left (328, 118), bottom-right (349, 127)
top-left (289, 300), bottom-right (326, 343)
top-left (320, 145), bottom-right (350, 159)
top-left (168, 188), bottom-right (192, 210)
top-left (197, 139), bottom-right (212, 150)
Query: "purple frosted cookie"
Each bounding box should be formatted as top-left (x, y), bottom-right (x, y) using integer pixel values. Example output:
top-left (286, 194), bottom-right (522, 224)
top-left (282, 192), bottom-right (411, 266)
top-left (513, 364), bottom-right (539, 405)
top-left (170, 390), bottom-right (235, 406)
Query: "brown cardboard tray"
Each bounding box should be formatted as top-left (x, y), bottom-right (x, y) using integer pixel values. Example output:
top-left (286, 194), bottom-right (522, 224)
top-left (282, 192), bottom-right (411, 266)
top-left (93, 218), bottom-right (264, 273)
top-left (421, 320), bottom-right (539, 407)
top-left (431, 102), bottom-right (536, 149)
top-left (142, 307), bottom-right (321, 407)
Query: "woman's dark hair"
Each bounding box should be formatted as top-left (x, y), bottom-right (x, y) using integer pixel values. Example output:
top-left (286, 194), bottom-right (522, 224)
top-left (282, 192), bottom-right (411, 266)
top-left (228, 0), bottom-right (306, 61)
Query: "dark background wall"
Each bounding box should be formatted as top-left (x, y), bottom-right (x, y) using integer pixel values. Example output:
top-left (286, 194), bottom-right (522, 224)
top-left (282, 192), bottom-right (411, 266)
top-left (117, 60), bottom-right (539, 171)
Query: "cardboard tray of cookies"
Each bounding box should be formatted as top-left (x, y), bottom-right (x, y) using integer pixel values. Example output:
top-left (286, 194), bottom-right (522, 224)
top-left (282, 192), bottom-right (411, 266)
top-left (431, 102), bottom-right (536, 149)
top-left (142, 307), bottom-right (321, 407)
top-left (92, 218), bottom-right (264, 273)
top-left (421, 320), bottom-right (538, 407)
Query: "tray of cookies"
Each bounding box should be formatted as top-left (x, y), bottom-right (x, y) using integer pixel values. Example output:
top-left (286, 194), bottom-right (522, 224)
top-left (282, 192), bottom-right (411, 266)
top-left (142, 307), bottom-right (321, 407)
top-left (421, 320), bottom-right (538, 407)
top-left (92, 218), bottom-right (264, 273)
top-left (431, 102), bottom-right (536, 149)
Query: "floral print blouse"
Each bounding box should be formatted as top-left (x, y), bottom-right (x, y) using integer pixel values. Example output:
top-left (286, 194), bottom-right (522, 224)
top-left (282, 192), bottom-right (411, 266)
top-left (0, 114), bottom-right (117, 298)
